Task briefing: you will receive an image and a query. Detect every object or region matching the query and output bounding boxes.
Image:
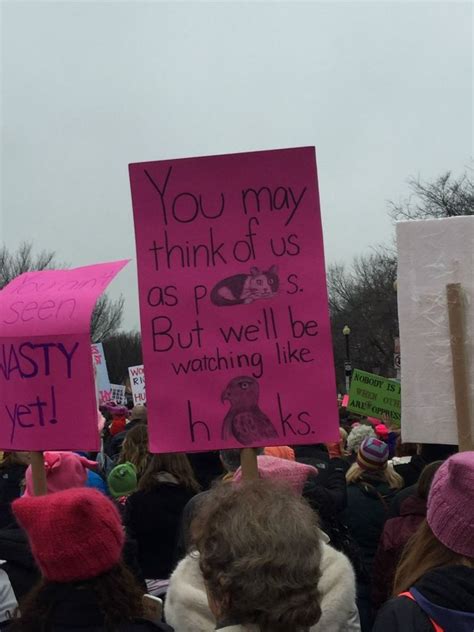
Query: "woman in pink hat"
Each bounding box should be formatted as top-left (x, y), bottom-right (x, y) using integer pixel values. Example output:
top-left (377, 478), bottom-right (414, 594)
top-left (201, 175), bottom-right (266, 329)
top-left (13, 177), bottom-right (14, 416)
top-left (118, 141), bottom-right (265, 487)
top-left (11, 488), bottom-right (172, 631)
top-left (373, 451), bottom-right (474, 632)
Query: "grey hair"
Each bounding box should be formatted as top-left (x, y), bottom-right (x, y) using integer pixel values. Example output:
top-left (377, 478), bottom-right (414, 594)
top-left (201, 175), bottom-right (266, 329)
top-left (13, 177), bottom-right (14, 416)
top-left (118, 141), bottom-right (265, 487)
top-left (346, 425), bottom-right (376, 454)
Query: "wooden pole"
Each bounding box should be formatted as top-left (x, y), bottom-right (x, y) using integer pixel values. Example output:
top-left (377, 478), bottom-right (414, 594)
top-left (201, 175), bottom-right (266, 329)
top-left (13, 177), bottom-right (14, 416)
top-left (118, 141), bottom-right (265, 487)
top-left (30, 452), bottom-right (47, 496)
top-left (240, 448), bottom-right (259, 481)
top-left (446, 283), bottom-right (473, 452)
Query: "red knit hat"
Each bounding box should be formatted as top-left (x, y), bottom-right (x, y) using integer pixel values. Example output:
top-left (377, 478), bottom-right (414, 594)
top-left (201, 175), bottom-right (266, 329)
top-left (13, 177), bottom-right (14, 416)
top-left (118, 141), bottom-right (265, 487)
top-left (13, 488), bottom-right (124, 582)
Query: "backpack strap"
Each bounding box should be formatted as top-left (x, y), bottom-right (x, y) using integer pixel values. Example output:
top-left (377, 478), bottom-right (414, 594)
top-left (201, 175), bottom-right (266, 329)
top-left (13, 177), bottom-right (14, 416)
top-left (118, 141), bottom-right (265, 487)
top-left (399, 591), bottom-right (444, 632)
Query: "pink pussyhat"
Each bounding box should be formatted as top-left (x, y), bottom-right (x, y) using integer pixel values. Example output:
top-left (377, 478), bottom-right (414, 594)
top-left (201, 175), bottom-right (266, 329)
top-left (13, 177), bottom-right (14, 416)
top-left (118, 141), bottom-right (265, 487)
top-left (427, 451), bottom-right (474, 558)
top-left (24, 452), bottom-right (97, 496)
top-left (233, 455), bottom-right (317, 495)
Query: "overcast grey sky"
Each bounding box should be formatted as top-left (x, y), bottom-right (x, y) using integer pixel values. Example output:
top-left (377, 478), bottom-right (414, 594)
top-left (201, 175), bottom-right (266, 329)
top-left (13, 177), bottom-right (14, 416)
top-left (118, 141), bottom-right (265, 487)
top-left (1, 0), bottom-right (472, 330)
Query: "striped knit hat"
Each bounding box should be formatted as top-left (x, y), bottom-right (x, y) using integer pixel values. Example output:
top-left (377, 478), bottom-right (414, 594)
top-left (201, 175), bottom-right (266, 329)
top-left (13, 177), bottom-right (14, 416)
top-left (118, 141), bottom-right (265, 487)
top-left (357, 437), bottom-right (389, 471)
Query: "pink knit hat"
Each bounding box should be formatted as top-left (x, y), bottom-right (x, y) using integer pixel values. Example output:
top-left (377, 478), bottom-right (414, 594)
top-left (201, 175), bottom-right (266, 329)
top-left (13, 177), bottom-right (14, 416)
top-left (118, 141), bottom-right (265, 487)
top-left (13, 488), bottom-right (124, 582)
top-left (375, 423), bottom-right (389, 440)
top-left (233, 455), bottom-right (317, 494)
top-left (357, 437), bottom-right (389, 471)
top-left (427, 451), bottom-right (474, 558)
top-left (24, 452), bottom-right (97, 497)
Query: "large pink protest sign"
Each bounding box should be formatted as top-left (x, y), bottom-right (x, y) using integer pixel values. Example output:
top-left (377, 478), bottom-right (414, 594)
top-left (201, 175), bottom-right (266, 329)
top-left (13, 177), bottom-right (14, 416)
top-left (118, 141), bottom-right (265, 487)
top-left (129, 147), bottom-right (338, 453)
top-left (0, 260), bottom-right (128, 450)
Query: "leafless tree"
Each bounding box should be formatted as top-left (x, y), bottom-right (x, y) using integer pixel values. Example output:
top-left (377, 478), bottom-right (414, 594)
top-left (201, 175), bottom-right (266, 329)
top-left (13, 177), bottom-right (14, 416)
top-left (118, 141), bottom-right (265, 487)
top-left (103, 331), bottom-right (142, 384)
top-left (0, 243), bottom-right (57, 288)
top-left (0, 242), bottom-right (124, 341)
top-left (327, 249), bottom-right (398, 390)
top-left (89, 294), bottom-right (125, 343)
top-left (389, 169), bottom-right (473, 220)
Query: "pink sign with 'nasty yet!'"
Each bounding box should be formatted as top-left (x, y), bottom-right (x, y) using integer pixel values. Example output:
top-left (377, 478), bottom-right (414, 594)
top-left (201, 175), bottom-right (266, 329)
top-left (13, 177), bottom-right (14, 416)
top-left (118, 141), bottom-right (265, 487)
top-left (130, 147), bottom-right (338, 453)
top-left (0, 260), bottom-right (128, 450)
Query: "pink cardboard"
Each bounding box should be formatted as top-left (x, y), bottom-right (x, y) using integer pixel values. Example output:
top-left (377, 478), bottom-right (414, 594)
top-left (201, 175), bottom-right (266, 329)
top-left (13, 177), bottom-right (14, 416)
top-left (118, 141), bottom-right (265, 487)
top-left (0, 260), bottom-right (128, 450)
top-left (129, 147), bottom-right (339, 453)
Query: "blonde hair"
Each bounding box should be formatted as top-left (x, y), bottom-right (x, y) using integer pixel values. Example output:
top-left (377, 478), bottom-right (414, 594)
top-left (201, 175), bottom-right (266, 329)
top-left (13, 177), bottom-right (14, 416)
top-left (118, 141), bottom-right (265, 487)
top-left (118, 425), bottom-right (151, 479)
top-left (346, 462), bottom-right (404, 489)
top-left (393, 520), bottom-right (474, 594)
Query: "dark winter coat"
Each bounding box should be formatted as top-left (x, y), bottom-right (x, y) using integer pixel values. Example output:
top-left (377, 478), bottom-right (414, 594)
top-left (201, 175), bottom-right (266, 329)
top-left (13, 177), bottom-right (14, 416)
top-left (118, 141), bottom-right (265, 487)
top-left (373, 565), bottom-right (474, 632)
top-left (294, 445), bottom-right (348, 514)
top-left (124, 482), bottom-right (195, 580)
top-left (394, 454), bottom-right (426, 488)
top-left (0, 525), bottom-right (39, 600)
top-left (18, 586), bottom-right (173, 631)
top-left (372, 494), bottom-right (427, 609)
top-left (341, 475), bottom-right (397, 577)
top-left (187, 452), bottom-right (223, 491)
top-left (0, 465), bottom-right (27, 529)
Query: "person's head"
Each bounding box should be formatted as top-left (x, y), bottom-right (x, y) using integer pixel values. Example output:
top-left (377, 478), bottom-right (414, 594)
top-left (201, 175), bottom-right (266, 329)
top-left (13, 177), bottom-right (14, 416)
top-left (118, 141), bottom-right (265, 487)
top-left (24, 452), bottom-right (96, 496)
top-left (129, 404), bottom-right (147, 425)
top-left (375, 423), bottom-right (389, 441)
top-left (12, 488), bottom-right (144, 630)
top-left (346, 424), bottom-right (376, 455)
top-left (118, 424), bottom-right (151, 478)
top-left (139, 453), bottom-right (200, 494)
top-left (0, 451), bottom-right (31, 468)
top-left (346, 437), bottom-right (403, 489)
top-left (264, 446), bottom-right (296, 461)
top-left (219, 449), bottom-right (243, 473)
top-left (233, 455), bottom-right (317, 495)
top-left (416, 460), bottom-right (443, 501)
top-left (107, 462), bottom-right (138, 498)
top-left (193, 481), bottom-right (322, 632)
top-left (394, 451), bottom-right (474, 594)
top-left (220, 448), bottom-right (264, 473)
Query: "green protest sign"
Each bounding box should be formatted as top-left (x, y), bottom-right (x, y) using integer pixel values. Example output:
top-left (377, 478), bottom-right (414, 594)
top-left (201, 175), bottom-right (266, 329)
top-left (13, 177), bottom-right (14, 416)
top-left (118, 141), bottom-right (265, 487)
top-left (347, 369), bottom-right (401, 424)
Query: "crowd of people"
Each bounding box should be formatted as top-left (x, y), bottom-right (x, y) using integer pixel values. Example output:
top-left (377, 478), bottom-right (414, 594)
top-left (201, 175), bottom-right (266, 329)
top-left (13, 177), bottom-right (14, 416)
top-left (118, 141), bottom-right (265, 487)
top-left (0, 400), bottom-right (471, 631)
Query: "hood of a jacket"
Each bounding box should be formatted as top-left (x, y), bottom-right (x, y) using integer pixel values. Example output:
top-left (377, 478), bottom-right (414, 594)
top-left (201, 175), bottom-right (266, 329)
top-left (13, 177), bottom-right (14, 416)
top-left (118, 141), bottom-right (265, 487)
top-left (399, 494), bottom-right (426, 517)
top-left (412, 565), bottom-right (474, 632)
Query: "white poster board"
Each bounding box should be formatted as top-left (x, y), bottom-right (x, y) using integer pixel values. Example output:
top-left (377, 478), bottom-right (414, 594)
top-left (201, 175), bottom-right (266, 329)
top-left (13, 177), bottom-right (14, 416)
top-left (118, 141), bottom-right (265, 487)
top-left (397, 216), bottom-right (474, 444)
top-left (91, 343), bottom-right (111, 404)
top-left (110, 384), bottom-right (126, 405)
top-left (128, 365), bottom-right (146, 405)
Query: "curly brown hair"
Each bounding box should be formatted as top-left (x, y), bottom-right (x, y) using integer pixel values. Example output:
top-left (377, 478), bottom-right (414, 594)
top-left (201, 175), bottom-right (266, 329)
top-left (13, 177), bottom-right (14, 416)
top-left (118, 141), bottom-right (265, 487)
top-left (12, 563), bottom-right (144, 631)
top-left (193, 480), bottom-right (322, 632)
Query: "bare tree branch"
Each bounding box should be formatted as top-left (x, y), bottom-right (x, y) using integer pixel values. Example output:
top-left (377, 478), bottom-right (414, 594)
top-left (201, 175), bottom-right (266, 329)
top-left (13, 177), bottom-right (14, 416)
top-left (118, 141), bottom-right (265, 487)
top-left (389, 169), bottom-right (473, 220)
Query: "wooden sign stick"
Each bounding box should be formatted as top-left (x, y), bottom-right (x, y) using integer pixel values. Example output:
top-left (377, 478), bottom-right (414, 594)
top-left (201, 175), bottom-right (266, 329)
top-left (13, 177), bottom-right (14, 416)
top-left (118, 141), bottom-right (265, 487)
top-left (446, 283), bottom-right (473, 452)
top-left (240, 448), bottom-right (259, 481)
top-left (30, 452), bottom-right (47, 496)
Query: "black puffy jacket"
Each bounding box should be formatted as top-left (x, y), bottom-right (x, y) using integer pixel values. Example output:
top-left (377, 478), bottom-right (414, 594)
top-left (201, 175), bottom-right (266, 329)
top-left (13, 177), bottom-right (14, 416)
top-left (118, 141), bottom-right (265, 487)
top-left (15, 586), bottom-right (173, 631)
top-left (0, 465), bottom-right (27, 529)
